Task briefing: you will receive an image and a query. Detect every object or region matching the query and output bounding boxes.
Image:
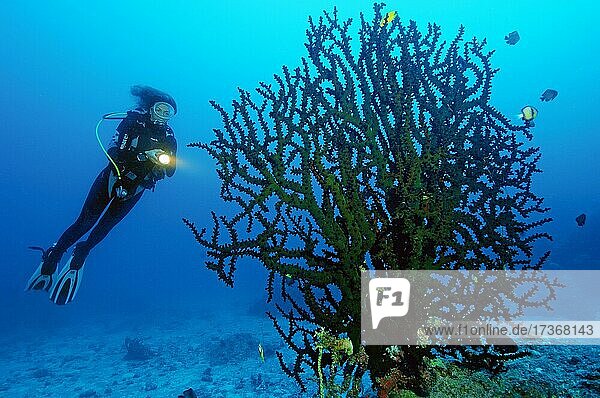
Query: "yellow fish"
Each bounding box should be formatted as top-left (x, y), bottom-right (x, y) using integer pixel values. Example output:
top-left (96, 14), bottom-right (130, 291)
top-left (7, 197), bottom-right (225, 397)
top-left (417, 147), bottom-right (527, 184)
top-left (519, 105), bottom-right (538, 127)
top-left (258, 343), bottom-right (265, 362)
top-left (380, 11), bottom-right (397, 27)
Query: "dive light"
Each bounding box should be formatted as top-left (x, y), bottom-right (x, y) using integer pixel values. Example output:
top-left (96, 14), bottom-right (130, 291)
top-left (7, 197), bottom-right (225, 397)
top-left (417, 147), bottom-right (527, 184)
top-left (158, 153), bottom-right (171, 165)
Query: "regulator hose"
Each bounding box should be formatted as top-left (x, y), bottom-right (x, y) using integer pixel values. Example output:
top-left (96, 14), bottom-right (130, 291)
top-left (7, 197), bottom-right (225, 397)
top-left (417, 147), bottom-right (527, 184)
top-left (95, 112), bottom-right (127, 180)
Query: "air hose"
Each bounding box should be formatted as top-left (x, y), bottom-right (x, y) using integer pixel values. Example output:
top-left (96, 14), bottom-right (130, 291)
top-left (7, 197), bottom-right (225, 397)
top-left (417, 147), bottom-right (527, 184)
top-left (95, 112), bottom-right (127, 180)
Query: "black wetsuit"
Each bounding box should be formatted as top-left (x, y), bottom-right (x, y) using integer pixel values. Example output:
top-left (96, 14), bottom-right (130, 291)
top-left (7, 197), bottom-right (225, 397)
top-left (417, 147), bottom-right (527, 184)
top-left (42, 109), bottom-right (177, 272)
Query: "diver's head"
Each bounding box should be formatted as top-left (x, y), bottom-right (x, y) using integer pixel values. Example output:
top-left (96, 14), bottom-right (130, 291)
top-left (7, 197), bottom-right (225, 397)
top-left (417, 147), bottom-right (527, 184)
top-left (130, 85), bottom-right (177, 124)
top-left (150, 101), bottom-right (175, 125)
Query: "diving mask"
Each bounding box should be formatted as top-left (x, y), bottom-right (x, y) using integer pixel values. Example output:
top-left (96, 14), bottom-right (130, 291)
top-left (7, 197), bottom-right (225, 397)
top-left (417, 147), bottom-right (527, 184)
top-left (150, 101), bottom-right (175, 124)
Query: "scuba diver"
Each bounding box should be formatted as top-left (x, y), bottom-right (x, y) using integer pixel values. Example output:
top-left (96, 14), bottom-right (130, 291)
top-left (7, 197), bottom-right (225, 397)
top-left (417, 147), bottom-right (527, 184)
top-left (25, 85), bottom-right (178, 305)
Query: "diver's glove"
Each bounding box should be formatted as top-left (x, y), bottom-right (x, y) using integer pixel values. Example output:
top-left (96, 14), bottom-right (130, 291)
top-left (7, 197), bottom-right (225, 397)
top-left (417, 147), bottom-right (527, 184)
top-left (151, 165), bottom-right (166, 180)
top-left (144, 149), bottom-right (172, 166)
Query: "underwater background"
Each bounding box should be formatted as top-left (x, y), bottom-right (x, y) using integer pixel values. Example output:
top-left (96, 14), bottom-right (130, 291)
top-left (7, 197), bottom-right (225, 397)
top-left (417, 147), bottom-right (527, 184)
top-left (1, 0), bottom-right (599, 396)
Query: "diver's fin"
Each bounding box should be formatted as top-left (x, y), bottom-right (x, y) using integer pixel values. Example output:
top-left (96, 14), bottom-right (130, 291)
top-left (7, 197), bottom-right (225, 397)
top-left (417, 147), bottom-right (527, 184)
top-left (49, 256), bottom-right (85, 305)
top-left (25, 262), bottom-right (53, 292)
top-left (25, 246), bottom-right (55, 292)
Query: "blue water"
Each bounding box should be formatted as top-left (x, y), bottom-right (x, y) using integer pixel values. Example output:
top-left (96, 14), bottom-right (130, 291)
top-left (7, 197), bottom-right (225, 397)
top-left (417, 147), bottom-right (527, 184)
top-left (1, 1), bottom-right (599, 396)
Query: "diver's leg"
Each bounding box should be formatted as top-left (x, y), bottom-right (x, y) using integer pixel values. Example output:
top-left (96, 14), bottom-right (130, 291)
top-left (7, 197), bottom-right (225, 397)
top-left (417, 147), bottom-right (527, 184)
top-left (49, 190), bottom-right (143, 304)
top-left (41, 166), bottom-right (112, 274)
top-left (68, 190), bottom-right (144, 270)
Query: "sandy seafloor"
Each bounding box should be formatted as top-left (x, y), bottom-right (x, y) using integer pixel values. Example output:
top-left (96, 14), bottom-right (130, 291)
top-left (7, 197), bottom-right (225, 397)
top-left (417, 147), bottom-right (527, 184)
top-left (1, 303), bottom-right (600, 398)
top-left (0, 305), bottom-right (309, 398)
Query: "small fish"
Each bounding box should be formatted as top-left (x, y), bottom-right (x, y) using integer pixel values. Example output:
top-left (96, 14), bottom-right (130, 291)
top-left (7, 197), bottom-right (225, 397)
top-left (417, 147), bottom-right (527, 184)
top-left (258, 343), bottom-right (265, 362)
top-left (505, 31), bottom-right (520, 45)
top-left (380, 11), bottom-right (397, 27)
top-left (576, 213), bottom-right (586, 227)
top-left (540, 89), bottom-right (559, 102)
top-left (519, 105), bottom-right (538, 127)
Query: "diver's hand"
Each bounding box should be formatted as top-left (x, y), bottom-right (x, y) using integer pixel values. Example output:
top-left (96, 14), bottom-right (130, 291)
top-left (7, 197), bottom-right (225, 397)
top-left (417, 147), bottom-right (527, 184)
top-left (151, 165), bottom-right (166, 180)
top-left (144, 149), bottom-right (163, 163)
top-left (144, 149), bottom-right (171, 166)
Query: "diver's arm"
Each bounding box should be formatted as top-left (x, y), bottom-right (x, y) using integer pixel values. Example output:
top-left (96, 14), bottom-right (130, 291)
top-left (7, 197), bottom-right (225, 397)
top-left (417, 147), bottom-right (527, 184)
top-left (106, 130), bottom-right (123, 159)
top-left (141, 128), bottom-right (177, 184)
top-left (106, 143), bottom-right (122, 160)
top-left (144, 133), bottom-right (176, 183)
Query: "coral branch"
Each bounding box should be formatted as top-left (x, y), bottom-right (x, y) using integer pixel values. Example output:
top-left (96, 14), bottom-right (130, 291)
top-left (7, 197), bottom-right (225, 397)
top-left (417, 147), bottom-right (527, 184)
top-left (186, 2), bottom-right (552, 395)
